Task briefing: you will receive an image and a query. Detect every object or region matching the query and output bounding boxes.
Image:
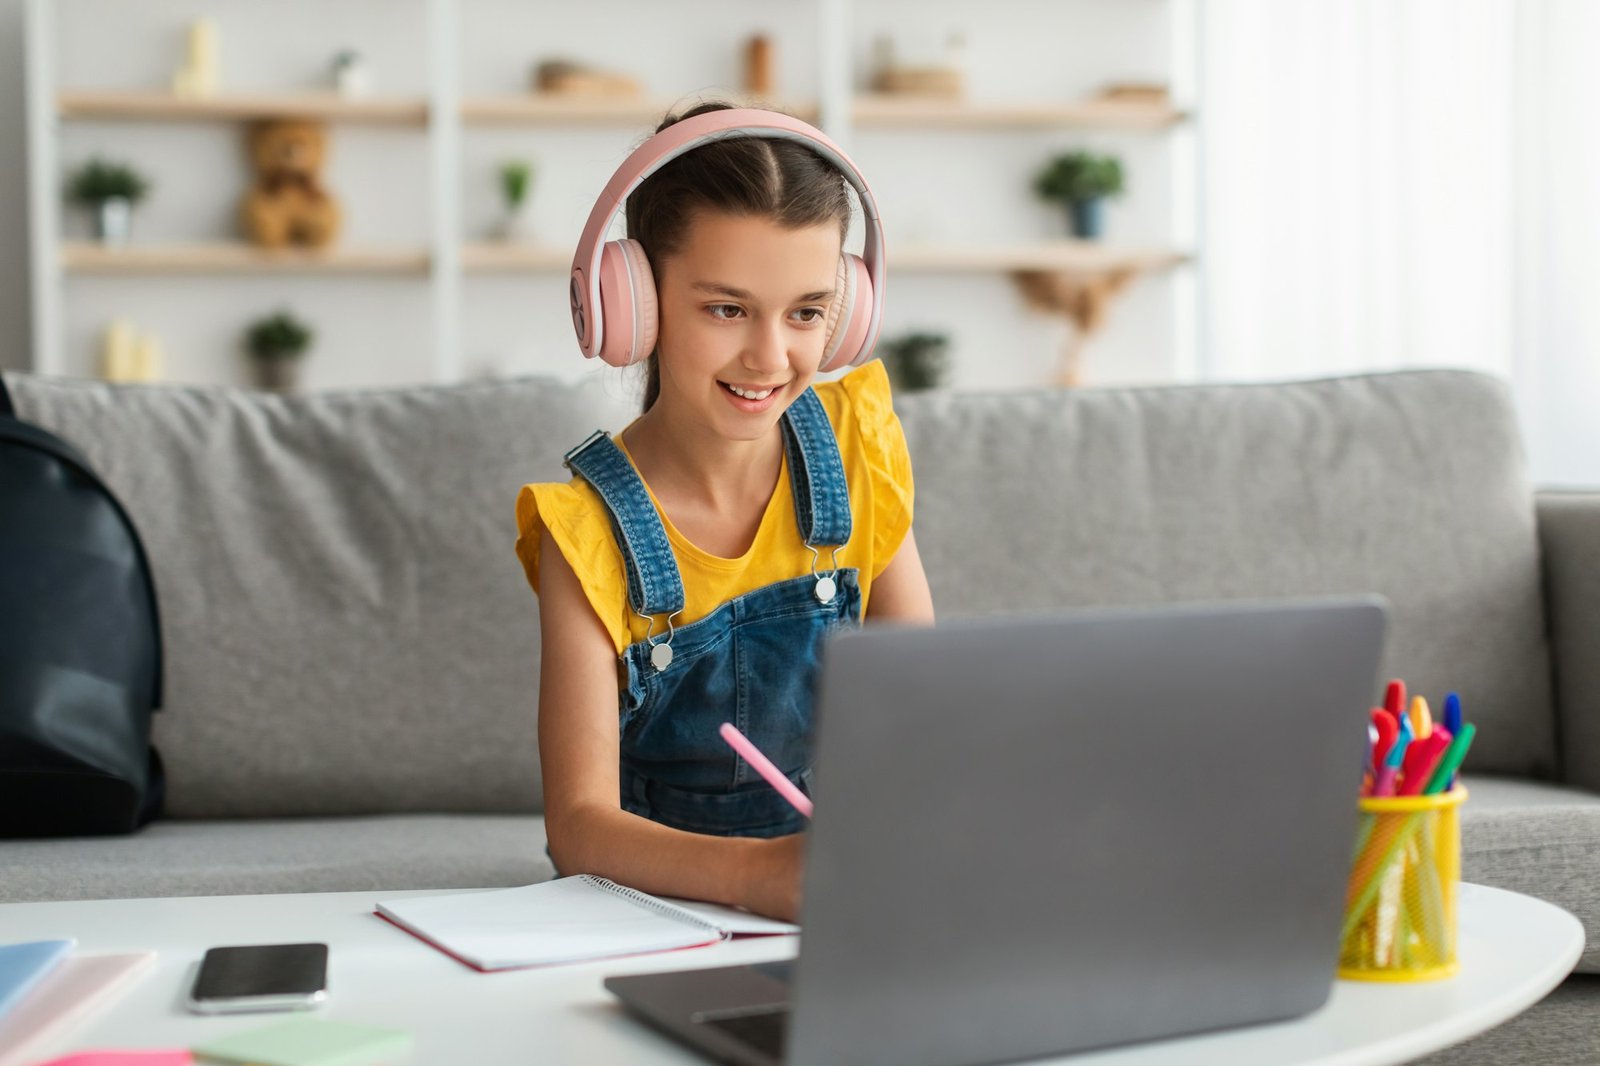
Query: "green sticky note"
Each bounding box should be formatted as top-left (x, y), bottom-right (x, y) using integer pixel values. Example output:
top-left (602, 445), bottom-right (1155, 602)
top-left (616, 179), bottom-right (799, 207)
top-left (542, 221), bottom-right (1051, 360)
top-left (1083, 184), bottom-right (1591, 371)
top-left (193, 1017), bottom-right (412, 1066)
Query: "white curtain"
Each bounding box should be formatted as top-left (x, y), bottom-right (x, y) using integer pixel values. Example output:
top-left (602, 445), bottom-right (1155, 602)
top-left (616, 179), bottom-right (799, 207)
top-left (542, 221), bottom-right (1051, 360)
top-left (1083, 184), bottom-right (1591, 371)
top-left (1201, 0), bottom-right (1600, 486)
top-left (1512, 1), bottom-right (1600, 486)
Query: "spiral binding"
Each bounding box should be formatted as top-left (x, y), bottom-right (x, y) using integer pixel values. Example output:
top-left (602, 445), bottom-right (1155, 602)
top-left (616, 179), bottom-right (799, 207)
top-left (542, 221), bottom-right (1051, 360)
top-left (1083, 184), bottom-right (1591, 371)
top-left (580, 875), bottom-right (727, 938)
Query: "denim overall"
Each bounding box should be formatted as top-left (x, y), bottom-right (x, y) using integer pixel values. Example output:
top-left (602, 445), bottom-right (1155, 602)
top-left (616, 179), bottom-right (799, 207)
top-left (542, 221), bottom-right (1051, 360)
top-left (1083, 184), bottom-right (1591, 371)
top-left (563, 388), bottom-right (862, 841)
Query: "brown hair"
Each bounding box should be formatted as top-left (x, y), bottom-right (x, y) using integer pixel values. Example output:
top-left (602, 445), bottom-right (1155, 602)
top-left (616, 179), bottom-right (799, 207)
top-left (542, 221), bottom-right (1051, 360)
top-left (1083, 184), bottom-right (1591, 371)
top-left (625, 101), bottom-right (853, 412)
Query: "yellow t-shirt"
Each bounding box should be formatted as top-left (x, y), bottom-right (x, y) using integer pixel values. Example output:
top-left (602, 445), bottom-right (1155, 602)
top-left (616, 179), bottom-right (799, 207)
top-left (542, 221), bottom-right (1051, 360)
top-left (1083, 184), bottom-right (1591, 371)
top-left (514, 359), bottom-right (914, 656)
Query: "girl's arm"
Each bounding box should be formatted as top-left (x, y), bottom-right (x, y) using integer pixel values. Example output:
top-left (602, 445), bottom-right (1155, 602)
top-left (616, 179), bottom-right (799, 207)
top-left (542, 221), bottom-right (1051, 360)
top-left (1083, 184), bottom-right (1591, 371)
top-left (536, 528), bottom-right (803, 920)
top-left (866, 527), bottom-right (936, 624)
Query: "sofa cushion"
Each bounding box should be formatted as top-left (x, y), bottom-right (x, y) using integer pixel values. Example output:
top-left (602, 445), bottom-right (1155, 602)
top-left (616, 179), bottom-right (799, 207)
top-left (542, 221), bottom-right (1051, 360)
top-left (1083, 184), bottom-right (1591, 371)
top-left (896, 370), bottom-right (1556, 778)
top-left (1535, 493), bottom-right (1600, 794)
top-left (2, 372), bottom-right (636, 818)
top-left (0, 814), bottom-right (553, 903)
top-left (1461, 775), bottom-right (1600, 974)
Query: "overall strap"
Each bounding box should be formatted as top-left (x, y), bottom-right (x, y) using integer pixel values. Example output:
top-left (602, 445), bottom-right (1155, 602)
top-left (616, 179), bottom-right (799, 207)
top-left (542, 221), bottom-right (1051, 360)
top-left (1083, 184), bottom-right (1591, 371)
top-left (563, 430), bottom-right (685, 618)
top-left (780, 387), bottom-right (853, 548)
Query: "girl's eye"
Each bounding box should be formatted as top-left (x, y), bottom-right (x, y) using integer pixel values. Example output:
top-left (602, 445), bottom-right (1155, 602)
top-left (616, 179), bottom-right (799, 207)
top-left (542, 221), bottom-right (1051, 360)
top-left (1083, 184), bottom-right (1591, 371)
top-left (793, 308), bottom-right (825, 324)
top-left (708, 304), bottom-right (744, 320)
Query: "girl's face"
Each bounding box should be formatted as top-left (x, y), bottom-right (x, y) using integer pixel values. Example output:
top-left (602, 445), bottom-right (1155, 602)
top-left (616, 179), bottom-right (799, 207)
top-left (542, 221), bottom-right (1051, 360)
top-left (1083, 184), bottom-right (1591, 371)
top-left (653, 209), bottom-right (843, 443)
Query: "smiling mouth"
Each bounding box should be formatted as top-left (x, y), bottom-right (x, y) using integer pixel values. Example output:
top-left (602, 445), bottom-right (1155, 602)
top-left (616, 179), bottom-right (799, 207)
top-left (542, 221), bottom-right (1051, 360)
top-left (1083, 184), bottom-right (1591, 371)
top-left (719, 381), bottom-right (783, 401)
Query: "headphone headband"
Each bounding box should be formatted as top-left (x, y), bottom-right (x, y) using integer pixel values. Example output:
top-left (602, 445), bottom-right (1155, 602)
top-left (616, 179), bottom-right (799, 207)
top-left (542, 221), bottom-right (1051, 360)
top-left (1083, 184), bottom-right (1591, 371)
top-left (569, 108), bottom-right (886, 364)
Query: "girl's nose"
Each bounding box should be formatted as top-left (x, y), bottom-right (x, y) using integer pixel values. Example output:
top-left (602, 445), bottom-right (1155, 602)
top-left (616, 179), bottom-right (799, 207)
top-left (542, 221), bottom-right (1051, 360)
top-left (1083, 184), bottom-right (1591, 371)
top-left (745, 316), bottom-right (788, 373)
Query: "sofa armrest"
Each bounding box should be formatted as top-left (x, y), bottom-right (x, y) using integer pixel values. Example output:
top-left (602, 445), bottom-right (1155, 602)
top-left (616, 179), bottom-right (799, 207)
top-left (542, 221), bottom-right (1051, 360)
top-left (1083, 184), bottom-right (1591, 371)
top-left (1537, 491), bottom-right (1600, 790)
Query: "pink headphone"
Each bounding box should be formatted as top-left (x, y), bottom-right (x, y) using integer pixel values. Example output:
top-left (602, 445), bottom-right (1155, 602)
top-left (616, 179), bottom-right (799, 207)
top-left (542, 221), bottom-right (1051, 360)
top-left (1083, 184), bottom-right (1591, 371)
top-left (569, 108), bottom-right (886, 373)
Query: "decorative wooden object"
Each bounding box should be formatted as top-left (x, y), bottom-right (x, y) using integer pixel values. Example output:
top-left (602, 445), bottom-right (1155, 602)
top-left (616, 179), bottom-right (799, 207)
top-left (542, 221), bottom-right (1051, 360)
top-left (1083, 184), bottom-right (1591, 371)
top-left (874, 66), bottom-right (964, 98)
top-left (1013, 268), bottom-right (1140, 387)
top-left (534, 60), bottom-right (641, 98)
top-left (744, 35), bottom-right (775, 96)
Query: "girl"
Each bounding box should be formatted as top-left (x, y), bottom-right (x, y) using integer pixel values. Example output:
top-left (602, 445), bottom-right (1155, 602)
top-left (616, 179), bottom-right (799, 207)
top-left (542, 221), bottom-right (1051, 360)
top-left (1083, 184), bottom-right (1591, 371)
top-left (515, 102), bottom-right (934, 922)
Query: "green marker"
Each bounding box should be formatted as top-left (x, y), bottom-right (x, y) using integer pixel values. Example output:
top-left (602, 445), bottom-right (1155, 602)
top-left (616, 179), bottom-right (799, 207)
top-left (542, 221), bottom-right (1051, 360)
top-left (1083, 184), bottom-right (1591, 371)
top-left (1423, 723), bottom-right (1476, 795)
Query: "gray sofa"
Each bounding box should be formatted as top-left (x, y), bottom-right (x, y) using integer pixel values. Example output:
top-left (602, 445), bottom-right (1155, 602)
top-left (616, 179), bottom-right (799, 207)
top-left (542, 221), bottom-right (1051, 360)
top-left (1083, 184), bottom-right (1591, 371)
top-left (3, 366), bottom-right (1597, 1064)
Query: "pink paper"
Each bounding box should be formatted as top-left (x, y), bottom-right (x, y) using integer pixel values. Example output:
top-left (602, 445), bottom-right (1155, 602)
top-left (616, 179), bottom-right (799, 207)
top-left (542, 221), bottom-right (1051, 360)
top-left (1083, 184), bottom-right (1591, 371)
top-left (31, 1054), bottom-right (191, 1066)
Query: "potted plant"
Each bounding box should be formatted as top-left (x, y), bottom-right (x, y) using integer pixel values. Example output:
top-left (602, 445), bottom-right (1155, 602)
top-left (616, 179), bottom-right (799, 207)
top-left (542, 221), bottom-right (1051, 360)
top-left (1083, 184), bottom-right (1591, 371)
top-left (66, 157), bottom-right (152, 245)
top-left (879, 330), bottom-right (950, 392)
top-left (245, 310), bottom-right (314, 392)
top-left (1033, 151), bottom-right (1124, 239)
top-left (497, 160), bottom-right (535, 241)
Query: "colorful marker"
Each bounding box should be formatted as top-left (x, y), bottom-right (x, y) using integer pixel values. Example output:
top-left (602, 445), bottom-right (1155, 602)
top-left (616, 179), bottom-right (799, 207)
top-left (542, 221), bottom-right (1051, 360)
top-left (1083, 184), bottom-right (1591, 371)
top-left (1409, 695), bottom-right (1433, 741)
top-left (1369, 708), bottom-right (1398, 777)
top-left (1372, 733), bottom-right (1406, 797)
top-left (1424, 723), bottom-right (1477, 795)
top-left (1399, 728), bottom-right (1453, 796)
top-left (1443, 692), bottom-right (1464, 737)
top-left (1384, 679), bottom-right (1407, 722)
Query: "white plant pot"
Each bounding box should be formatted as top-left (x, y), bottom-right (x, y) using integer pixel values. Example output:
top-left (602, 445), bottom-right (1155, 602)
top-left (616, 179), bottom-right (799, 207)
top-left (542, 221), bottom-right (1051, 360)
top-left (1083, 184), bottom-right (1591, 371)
top-left (498, 202), bottom-right (535, 243)
top-left (94, 197), bottom-right (133, 245)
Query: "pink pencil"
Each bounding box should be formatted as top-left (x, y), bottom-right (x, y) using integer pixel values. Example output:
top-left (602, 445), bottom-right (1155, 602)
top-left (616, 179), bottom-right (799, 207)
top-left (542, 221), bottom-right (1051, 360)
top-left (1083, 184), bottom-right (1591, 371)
top-left (718, 722), bottom-right (814, 818)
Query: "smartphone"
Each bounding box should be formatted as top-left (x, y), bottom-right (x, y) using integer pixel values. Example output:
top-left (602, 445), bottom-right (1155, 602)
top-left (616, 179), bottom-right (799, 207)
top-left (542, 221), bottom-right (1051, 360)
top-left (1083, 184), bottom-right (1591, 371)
top-left (186, 942), bottom-right (329, 1014)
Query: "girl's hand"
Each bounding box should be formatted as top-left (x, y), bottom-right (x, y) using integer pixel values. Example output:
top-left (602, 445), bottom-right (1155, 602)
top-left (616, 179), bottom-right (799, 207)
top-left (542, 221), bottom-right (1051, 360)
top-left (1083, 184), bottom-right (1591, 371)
top-left (741, 832), bottom-right (807, 922)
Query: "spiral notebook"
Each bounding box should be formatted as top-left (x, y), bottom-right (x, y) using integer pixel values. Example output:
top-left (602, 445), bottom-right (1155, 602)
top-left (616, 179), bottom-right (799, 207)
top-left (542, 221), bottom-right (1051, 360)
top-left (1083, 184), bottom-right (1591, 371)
top-left (375, 876), bottom-right (798, 971)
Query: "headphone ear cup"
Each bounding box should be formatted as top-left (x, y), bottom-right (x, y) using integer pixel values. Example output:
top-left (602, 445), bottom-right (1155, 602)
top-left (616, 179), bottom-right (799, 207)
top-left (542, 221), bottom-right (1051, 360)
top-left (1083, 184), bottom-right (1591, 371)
top-left (819, 253), bottom-right (875, 373)
top-left (596, 239), bottom-right (659, 367)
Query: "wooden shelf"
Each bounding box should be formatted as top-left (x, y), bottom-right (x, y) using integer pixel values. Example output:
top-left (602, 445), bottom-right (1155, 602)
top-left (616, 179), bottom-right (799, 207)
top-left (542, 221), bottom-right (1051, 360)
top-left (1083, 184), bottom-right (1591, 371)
top-left (61, 242), bottom-right (432, 275)
top-left (461, 241), bottom-right (1187, 276)
top-left (852, 94), bottom-right (1187, 130)
top-left (457, 93), bottom-right (1182, 131)
top-left (893, 242), bottom-right (1189, 274)
top-left (58, 91), bottom-right (430, 125)
top-left (461, 93), bottom-right (820, 126)
top-left (462, 243), bottom-right (570, 272)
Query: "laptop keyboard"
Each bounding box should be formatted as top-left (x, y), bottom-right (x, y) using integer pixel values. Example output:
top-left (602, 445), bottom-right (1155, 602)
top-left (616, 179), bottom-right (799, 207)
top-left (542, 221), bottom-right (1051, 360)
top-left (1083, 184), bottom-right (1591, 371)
top-left (701, 1008), bottom-right (789, 1060)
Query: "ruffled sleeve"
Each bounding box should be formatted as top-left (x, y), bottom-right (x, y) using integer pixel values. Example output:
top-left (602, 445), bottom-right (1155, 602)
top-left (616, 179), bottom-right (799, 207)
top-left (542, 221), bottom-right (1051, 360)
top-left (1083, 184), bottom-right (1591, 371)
top-left (834, 359), bottom-right (915, 579)
top-left (514, 480), bottom-right (632, 655)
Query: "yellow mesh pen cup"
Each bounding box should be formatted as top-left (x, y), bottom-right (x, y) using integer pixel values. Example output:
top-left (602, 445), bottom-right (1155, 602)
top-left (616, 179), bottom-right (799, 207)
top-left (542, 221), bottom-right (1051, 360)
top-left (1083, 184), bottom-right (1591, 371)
top-left (1339, 786), bottom-right (1465, 981)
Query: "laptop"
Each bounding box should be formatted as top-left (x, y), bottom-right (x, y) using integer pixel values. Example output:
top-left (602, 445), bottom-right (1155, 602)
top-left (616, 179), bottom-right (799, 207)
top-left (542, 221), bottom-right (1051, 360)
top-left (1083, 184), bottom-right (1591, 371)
top-left (605, 596), bottom-right (1387, 1066)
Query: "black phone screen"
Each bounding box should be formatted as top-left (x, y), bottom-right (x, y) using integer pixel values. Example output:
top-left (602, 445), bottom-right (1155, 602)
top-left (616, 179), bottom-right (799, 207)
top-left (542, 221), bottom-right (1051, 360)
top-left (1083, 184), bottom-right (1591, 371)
top-left (192, 942), bottom-right (329, 999)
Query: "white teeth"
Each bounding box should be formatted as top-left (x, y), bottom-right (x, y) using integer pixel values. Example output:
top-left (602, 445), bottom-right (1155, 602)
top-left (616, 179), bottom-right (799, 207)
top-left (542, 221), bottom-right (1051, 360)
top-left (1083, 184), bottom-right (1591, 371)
top-left (726, 384), bottom-right (774, 400)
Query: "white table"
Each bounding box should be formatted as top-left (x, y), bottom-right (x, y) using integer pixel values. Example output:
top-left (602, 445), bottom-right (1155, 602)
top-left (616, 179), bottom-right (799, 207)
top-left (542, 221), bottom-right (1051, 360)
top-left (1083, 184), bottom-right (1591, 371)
top-left (0, 882), bottom-right (1581, 1066)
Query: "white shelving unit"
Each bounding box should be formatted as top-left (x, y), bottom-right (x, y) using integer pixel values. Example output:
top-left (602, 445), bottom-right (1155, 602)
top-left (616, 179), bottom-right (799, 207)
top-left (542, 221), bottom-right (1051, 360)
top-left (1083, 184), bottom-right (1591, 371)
top-left (27, 0), bottom-right (1201, 387)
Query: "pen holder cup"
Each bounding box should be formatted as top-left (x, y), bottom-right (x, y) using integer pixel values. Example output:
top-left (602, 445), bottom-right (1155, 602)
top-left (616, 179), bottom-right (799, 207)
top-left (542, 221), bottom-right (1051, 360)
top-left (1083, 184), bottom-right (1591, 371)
top-left (1338, 786), bottom-right (1466, 982)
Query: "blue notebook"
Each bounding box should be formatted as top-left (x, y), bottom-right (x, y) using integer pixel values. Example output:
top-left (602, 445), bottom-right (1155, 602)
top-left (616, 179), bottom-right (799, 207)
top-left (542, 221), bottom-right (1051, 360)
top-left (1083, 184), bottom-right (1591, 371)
top-left (0, 939), bottom-right (75, 1021)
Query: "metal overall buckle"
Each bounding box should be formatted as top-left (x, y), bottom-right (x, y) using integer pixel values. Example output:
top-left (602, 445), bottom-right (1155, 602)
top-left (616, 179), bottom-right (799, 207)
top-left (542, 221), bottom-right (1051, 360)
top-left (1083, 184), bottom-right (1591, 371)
top-left (807, 544), bottom-right (844, 604)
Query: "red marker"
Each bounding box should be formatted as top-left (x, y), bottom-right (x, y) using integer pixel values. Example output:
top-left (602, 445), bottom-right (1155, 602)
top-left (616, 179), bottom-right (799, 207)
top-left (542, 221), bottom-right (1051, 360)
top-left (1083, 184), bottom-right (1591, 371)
top-left (1399, 728), bottom-right (1454, 796)
top-left (1369, 708), bottom-right (1398, 774)
top-left (1384, 679), bottom-right (1407, 722)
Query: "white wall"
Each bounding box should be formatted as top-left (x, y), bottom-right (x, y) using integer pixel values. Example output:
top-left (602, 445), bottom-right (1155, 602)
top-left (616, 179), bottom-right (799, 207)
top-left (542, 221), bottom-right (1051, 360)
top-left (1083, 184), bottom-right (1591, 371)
top-left (24, 0), bottom-right (1191, 393)
top-left (0, 0), bottom-right (28, 373)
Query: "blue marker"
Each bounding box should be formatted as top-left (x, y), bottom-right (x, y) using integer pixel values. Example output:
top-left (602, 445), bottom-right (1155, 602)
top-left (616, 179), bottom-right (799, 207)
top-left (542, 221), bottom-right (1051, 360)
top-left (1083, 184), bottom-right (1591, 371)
top-left (1443, 692), bottom-right (1465, 786)
top-left (1444, 692), bottom-right (1463, 737)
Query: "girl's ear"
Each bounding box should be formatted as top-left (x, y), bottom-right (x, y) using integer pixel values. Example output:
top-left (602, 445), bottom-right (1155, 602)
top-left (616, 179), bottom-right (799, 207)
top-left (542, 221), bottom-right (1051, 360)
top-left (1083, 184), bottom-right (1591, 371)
top-left (595, 238), bottom-right (659, 367)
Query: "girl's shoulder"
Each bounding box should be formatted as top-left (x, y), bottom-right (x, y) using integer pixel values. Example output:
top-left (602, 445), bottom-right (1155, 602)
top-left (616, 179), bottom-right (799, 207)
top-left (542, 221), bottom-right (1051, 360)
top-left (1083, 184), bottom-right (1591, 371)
top-left (812, 357), bottom-right (901, 456)
top-left (812, 358), bottom-right (915, 580)
top-left (514, 469), bottom-right (631, 652)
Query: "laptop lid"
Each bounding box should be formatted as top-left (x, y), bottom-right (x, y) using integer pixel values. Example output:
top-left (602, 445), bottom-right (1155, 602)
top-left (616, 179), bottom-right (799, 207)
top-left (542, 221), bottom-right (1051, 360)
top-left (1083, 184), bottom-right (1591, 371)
top-left (784, 596), bottom-right (1386, 1066)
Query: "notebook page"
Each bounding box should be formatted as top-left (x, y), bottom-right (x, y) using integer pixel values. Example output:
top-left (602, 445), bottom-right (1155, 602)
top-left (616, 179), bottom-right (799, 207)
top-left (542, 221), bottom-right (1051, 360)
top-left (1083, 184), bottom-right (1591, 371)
top-left (375, 878), bottom-right (724, 970)
top-left (653, 896), bottom-right (800, 935)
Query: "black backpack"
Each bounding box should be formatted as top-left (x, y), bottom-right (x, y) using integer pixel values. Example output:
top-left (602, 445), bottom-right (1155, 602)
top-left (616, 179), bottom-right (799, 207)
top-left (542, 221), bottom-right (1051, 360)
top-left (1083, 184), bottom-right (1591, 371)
top-left (0, 376), bottom-right (166, 836)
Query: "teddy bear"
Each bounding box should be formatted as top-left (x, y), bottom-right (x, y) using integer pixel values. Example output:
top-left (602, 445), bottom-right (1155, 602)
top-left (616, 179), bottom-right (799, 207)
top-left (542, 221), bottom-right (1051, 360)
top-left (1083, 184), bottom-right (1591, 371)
top-left (240, 120), bottom-right (341, 249)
